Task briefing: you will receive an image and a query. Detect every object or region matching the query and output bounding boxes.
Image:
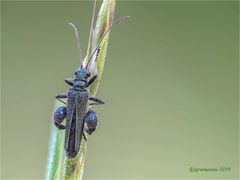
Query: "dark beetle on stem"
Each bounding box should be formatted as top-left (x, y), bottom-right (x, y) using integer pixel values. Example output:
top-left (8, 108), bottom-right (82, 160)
top-left (53, 0), bottom-right (129, 158)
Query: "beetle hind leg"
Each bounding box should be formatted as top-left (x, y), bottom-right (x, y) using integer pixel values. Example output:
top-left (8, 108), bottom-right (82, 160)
top-left (84, 110), bottom-right (98, 135)
top-left (83, 132), bottom-right (87, 141)
top-left (54, 106), bottom-right (67, 130)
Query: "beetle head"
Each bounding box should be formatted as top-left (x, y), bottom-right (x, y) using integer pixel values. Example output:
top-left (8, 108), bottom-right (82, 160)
top-left (73, 67), bottom-right (91, 88)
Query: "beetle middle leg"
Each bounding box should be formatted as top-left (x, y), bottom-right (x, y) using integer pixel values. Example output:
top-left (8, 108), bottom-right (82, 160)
top-left (88, 97), bottom-right (105, 106)
top-left (54, 106), bottom-right (66, 130)
top-left (55, 93), bottom-right (67, 104)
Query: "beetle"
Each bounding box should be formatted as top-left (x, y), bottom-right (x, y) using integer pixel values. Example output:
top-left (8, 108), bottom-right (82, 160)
top-left (53, 0), bottom-right (129, 158)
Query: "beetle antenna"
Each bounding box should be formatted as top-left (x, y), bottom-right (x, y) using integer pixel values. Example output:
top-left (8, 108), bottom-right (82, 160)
top-left (86, 16), bottom-right (129, 68)
top-left (69, 22), bottom-right (84, 66)
top-left (87, 0), bottom-right (97, 58)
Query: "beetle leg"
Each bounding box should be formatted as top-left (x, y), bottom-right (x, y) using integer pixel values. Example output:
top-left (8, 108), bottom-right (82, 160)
top-left (55, 93), bottom-right (67, 105)
top-left (88, 97), bottom-right (105, 106)
top-left (84, 110), bottom-right (98, 135)
top-left (54, 106), bottom-right (66, 130)
top-left (86, 75), bottom-right (97, 87)
top-left (65, 78), bottom-right (74, 86)
top-left (83, 132), bottom-right (87, 141)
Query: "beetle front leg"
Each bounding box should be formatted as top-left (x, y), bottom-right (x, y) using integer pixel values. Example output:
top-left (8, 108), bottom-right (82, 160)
top-left (64, 78), bottom-right (74, 86)
top-left (86, 75), bottom-right (97, 87)
top-left (54, 106), bottom-right (66, 130)
top-left (84, 110), bottom-right (98, 135)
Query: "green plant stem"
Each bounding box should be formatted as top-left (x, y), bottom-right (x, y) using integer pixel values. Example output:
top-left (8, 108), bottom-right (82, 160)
top-left (46, 0), bottom-right (116, 179)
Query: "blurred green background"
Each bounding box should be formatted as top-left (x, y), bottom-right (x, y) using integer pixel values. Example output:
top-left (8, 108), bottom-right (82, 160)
top-left (1, 1), bottom-right (239, 179)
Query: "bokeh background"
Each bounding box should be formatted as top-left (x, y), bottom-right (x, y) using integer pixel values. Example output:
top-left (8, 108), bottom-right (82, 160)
top-left (1, 1), bottom-right (239, 179)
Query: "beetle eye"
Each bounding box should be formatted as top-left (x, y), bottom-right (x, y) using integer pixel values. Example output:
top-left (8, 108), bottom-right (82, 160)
top-left (74, 70), bottom-right (79, 76)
